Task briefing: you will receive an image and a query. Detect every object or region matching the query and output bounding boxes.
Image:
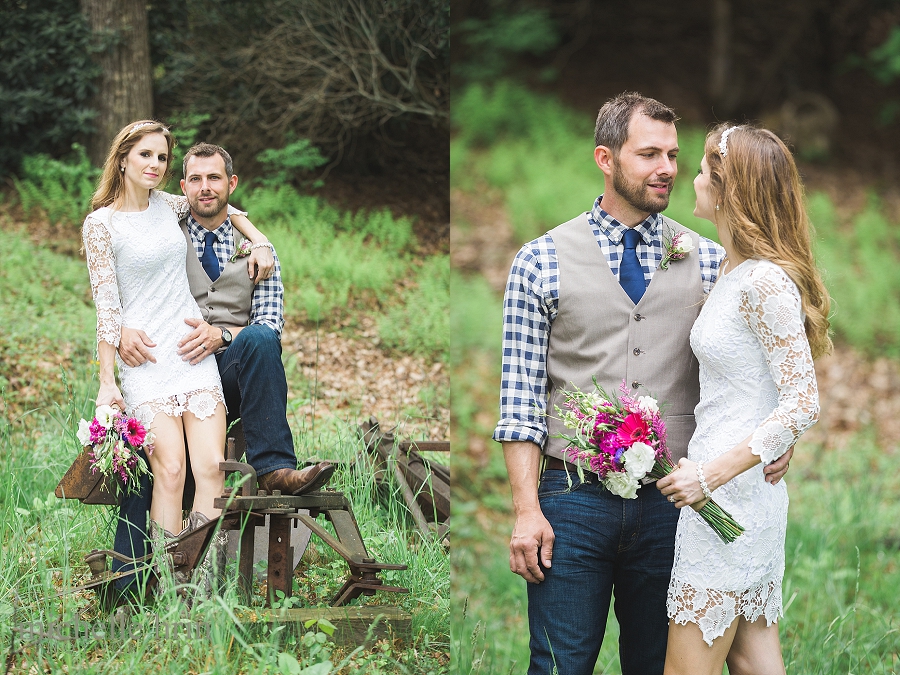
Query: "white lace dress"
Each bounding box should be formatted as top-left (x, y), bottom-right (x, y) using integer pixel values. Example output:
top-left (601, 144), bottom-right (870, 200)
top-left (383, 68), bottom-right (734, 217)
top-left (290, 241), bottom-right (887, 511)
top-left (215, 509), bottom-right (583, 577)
top-left (82, 190), bottom-right (225, 424)
top-left (666, 259), bottom-right (819, 645)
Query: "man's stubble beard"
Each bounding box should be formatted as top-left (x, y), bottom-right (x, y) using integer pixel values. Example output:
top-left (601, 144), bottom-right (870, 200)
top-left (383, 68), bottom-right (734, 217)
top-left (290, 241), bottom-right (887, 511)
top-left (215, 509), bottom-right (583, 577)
top-left (189, 189), bottom-right (230, 219)
top-left (611, 165), bottom-right (672, 214)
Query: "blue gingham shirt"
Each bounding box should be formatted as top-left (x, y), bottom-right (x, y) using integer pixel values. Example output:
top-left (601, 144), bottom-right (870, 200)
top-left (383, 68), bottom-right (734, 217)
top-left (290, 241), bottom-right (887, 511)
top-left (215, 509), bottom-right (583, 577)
top-left (187, 214), bottom-right (285, 338)
top-left (492, 196), bottom-right (725, 447)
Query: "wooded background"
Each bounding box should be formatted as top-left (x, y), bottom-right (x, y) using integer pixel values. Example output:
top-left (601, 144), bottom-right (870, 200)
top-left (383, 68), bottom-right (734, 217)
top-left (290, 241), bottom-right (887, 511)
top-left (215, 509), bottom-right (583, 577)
top-left (452, 0), bottom-right (900, 180)
top-left (0, 0), bottom-right (450, 236)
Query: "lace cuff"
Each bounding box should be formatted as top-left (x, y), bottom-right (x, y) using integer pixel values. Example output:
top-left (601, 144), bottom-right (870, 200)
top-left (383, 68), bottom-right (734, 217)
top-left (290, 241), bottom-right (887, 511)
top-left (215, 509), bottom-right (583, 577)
top-left (740, 263), bottom-right (819, 464)
top-left (82, 215), bottom-right (122, 347)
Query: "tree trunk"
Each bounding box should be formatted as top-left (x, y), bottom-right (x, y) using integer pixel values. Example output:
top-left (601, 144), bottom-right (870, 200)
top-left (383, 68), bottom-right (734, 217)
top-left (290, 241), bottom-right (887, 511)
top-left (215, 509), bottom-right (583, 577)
top-left (81, 0), bottom-right (153, 166)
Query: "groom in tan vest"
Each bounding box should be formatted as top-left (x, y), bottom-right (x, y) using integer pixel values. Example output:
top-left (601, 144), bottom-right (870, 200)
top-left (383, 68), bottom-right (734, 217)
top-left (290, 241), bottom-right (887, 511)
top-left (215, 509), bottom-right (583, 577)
top-left (494, 93), bottom-right (791, 674)
top-left (111, 143), bottom-right (333, 593)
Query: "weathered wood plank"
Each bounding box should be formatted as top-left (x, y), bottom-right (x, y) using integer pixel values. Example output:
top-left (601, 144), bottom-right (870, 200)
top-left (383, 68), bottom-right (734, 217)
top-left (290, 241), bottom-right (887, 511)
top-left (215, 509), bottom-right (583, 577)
top-left (240, 605), bottom-right (411, 646)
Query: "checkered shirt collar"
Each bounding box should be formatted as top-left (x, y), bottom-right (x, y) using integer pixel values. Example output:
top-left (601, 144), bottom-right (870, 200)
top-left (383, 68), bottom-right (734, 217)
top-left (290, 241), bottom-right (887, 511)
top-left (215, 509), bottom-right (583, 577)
top-left (187, 213), bottom-right (232, 242)
top-left (589, 195), bottom-right (660, 246)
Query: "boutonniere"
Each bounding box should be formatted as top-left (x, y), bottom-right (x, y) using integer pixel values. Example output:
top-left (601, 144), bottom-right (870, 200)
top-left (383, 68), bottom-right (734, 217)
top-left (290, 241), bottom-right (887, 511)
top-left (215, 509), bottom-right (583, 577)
top-left (659, 229), bottom-right (694, 270)
top-left (229, 239), bottom-right (253, 263)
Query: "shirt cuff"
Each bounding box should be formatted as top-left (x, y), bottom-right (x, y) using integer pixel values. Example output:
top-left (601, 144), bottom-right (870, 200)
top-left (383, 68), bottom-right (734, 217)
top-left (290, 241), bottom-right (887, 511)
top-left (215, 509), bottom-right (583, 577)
top-left (492, 419), bottom-right (547, 448)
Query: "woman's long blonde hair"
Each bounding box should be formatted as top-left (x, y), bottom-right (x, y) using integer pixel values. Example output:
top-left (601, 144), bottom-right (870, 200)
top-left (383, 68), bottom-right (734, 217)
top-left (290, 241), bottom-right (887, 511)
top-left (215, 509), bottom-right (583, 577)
top-left (90, 120), bottom-right (175, 210)
top-left (706, 123), bottom-right (832, 359)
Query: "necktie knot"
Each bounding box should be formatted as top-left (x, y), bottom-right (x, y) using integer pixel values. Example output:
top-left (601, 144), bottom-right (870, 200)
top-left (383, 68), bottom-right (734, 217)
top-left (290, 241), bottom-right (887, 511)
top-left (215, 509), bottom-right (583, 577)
top-left (623, 228), bottom-right (641, 250)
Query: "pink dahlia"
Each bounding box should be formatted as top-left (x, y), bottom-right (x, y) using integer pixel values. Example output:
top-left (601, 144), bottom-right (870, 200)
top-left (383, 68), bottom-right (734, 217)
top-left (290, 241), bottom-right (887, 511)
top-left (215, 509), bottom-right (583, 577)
top-left (616, 413), bottom-right (649, 446)
top-left (122, 418), bottom-right (147, 447)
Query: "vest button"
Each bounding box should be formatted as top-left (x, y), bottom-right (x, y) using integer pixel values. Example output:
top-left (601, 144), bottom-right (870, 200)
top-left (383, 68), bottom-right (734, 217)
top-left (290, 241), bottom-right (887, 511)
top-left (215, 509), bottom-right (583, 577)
top-left (633, 348), bottom-right (642, 356)
top-left (634, 313), bottom-right (643, 321)
top-left (631, 381), bottom-right (641, 389)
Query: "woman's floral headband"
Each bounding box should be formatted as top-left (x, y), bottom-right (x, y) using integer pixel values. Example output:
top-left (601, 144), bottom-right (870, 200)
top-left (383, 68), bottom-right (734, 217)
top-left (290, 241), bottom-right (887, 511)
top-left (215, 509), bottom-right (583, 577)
top-left (718, 126), bottom-right (739, 157)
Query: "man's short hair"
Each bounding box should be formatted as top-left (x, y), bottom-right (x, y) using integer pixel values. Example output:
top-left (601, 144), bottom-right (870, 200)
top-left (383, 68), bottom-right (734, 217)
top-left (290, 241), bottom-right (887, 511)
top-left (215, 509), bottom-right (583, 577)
top-left (183, 143), bottom-right (234, 180)
top-left (594, 92), bottom-right (678, 153)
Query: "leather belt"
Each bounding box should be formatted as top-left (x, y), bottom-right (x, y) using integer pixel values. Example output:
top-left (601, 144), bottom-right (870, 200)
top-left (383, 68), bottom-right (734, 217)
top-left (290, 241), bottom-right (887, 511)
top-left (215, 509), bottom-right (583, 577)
top-left (544, 456), bottom-right (656, 485)
top-left (545, 457), bottom-right (581, 473)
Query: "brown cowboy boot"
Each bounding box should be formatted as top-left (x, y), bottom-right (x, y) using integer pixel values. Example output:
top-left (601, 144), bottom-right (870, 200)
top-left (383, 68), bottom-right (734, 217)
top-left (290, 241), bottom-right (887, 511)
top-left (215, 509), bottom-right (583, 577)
top-left (257, 462), bottom-right (335, 495)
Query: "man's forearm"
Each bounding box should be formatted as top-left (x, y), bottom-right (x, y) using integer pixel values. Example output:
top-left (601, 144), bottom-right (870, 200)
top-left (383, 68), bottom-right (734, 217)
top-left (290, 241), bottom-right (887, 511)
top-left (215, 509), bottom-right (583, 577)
top-left (503, 441), bottom-right (544, 514)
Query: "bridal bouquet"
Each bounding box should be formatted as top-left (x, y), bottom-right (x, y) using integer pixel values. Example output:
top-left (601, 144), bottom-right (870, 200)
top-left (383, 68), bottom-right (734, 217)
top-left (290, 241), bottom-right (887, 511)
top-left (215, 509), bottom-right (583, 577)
top-left (76, 405), bottom-right (154, 496)
top-left (553, 380), bottom-right (745, 543)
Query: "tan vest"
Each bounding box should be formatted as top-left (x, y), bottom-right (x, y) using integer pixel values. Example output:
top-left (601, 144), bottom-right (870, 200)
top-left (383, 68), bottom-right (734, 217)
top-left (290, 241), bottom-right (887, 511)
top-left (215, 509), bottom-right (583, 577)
top-left (181, 217), bottom-right (255, 327)
top-left (545, 213), bottom-right (704, 463)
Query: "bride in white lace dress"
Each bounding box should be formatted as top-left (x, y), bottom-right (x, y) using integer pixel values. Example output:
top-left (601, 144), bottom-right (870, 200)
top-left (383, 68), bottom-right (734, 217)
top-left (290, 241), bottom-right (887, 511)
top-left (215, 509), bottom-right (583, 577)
top-left (657, 125), bottom-right (832, 675)
top-left (82, 120), bottom-right (273, 540)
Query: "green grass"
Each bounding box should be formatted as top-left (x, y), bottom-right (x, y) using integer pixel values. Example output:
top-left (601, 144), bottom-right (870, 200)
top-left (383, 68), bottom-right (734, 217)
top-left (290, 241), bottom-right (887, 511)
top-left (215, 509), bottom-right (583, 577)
top-left (380, 256), bottom-right (450, 361)
top-left (0, 185), bottom-right (448, 672)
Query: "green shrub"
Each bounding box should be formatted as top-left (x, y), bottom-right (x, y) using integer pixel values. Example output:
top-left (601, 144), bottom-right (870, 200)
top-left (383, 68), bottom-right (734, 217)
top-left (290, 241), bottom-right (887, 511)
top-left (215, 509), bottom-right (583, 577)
top-left (379, 256), bottom-right (449, 361)
top-left (13, 144), bottom-right (99, 228)
top-left (256, 136), bottom-right (329, 188)
top-left (165, 110), bottom-right (212, 181)
top-left (0, 0), bottom-right (100, 177)
top-left (454, 3), bottom-right (559, 83)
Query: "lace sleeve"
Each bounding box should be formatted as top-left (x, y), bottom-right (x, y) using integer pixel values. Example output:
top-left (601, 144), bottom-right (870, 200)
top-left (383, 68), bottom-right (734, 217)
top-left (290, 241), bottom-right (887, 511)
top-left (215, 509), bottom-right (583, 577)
top-left (739, 263), bottom-right (819, 464)
top-left (82, 215), bottom-right (122, 347)
top-left (154, 190), bottom-right (246, 218)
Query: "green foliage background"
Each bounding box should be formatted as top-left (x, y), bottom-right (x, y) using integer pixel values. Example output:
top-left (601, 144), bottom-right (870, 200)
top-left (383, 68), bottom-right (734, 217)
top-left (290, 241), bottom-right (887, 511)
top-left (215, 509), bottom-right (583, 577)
top-left (449, 81), bottom-right (900, 674)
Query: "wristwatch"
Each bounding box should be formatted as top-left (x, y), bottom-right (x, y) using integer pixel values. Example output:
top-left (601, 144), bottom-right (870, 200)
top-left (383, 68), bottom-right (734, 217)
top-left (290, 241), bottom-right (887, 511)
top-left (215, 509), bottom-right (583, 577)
top-left (220, 327), bottom-right (233, 347)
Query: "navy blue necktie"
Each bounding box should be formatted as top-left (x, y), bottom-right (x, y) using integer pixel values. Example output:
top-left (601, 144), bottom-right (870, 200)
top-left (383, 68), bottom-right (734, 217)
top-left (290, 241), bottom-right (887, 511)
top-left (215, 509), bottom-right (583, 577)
top-left (201, 231), bottom-right (220, 281)
top-left (619, 228), bottom-right (645, 304)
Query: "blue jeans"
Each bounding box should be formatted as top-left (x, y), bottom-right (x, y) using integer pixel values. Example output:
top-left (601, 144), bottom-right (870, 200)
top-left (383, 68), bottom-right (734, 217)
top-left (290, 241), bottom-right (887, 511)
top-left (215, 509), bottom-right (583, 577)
top-left (215, 324), bottom-right (297, 476)
top-left (113, 324), bottom-right (297, 591)
top-left (527, 470), bottom-right (679, 675)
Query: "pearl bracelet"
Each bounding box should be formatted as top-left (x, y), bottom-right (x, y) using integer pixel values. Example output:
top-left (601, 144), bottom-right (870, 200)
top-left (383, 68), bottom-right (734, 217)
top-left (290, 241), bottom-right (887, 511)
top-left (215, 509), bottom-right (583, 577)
top-left (250, 242), bottom-right (274, 251)
top-left (696, 461), bottom-right (713, 500)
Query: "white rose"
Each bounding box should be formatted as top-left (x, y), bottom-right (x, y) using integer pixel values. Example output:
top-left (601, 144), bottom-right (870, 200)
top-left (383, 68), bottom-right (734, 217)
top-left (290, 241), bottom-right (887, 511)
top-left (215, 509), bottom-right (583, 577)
top-left (636, 396), bottom-right (659, 416)
top-left (95, 405), bottom-right (117, 427)
top-left (76, 418), bottom-right (92, 446)
top-left (675, 233), bottom-right (694, 254)
top-left (605, 471), bottom-right (639, 499)
top-left (623, 441), bottom-right (656, 479)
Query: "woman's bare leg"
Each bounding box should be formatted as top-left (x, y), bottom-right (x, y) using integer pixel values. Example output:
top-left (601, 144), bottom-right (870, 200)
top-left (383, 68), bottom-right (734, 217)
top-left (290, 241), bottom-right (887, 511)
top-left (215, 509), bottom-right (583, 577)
top-left (725, 616), bottom-right (786, 675)
top-left (182, 402), bottom-right (226, 519)
top-left (146, 413), bottom-right (186, 535)
top-left (664, 618), bottom-right (737, 675)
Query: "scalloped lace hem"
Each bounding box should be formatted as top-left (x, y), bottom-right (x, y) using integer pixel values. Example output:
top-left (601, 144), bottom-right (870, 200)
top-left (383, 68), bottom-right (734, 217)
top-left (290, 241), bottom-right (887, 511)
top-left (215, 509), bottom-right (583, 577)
top-left (667, 579), bottom-right (782, 646)
top-left (129, 387), bottom-right (225, 424)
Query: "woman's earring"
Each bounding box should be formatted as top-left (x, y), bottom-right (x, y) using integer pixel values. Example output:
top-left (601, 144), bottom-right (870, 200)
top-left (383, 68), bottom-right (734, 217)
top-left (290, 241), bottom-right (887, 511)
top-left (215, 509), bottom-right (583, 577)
top-left (715, 204), bottom-right (720, 211)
